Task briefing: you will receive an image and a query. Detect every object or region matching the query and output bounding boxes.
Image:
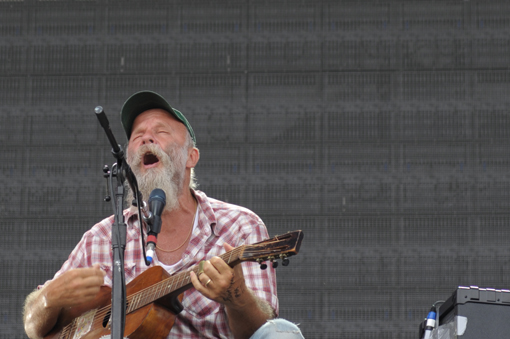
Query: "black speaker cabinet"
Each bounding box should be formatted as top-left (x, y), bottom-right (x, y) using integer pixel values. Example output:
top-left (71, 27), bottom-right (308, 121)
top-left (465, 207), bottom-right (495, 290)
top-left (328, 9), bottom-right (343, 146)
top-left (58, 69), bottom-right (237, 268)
top-left (438, 286), bottom-right (510, 338)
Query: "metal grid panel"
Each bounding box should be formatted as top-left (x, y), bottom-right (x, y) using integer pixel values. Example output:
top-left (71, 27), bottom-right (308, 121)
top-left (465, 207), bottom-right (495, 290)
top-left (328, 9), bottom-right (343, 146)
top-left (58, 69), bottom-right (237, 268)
top-left (249, 73), bottom-right (320, 104)
top-left (180, 3), bottom-right (245, 33)
top-left (104, 75), bottom-right (177, 106)
top-left (474, 71), bottom-right (510, 102)
top-left (179, 74), bottom-right (245, 104)
top-left (32, 44), bottom-right (99, 74)
top-left (323, 2), bottom-right (390, 32)
top-left (30, 76), bottom-right (98, 106)
top-left (0, 3), bottom-right (24, 36)
top-left (3, 2), bottom-right (510, 339)
top-left (397, 110), bottom-right (472, 140)
top-left (179, 42), bottom-right (246, 72)
top-left (105, 43), bottom-right (176, 73)
top-left (325, 72), bottom-right (392, 102)
top-left (475, 2), bottom-right (510, 29)
top-left (401, 2), bottom-right (465, 30)
top-left (0, 77), bottom-right (26, 105)
top-left (106, 5), bottom-right (172, 35)
top-left (33, 5), bottom-right (97, 35)
top-left (472, 38), bottom-right (510, 68)
top-left (250, 0), bottom-right (319, 33)
top-left (249, 41), bottom-right (321, 71)
top-left (402, 71), bottom-right (467, 101)
top-left (0, 45), bottom-right (27, 74)
top-left (324, 40), bottom-right (394, 70)
top-left (324, 110), bottom-right (393, 141)
top-left (401, 39), bottom-right (467, 70)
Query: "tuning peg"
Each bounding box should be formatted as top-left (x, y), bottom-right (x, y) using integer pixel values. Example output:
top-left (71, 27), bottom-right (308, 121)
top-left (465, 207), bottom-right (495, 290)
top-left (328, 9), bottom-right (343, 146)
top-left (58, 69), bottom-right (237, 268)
top-left (257, 259), bottom-right (268, 270)
top-left (272, 261), bottom-right (278, 269)
top-left (279, 254), bottom-right (290, 266)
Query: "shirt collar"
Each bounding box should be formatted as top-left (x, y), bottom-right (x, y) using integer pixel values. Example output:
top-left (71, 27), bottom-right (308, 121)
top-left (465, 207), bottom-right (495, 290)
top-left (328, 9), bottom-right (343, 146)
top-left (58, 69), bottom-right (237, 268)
top-left (193, 190), bottom-right (220, 236)
top-left (125, 189), bottom-right (219, 235)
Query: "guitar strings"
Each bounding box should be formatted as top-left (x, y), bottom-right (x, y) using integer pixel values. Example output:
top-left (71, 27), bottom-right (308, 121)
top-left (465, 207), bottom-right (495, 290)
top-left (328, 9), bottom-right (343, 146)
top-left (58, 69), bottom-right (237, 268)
top-left (64, 245), bottom-right (247, 338)
top-left (68, 246), bottom-right (248, 337)
top-left (64, 268), bottom-right (196, 336)
top-left (61, 246), bottom-right (246, 337)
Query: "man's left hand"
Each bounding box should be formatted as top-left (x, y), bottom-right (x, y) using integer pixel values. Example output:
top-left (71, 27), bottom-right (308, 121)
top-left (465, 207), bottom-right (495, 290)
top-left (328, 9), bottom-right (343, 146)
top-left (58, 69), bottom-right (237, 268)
top-left (190, 243), bottom-right (248, 310)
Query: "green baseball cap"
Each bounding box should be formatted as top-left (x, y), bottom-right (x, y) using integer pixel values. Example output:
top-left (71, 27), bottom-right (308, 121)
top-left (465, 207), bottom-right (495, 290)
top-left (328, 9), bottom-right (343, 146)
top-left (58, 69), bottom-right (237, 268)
top-left (120, 90), bottom-right (196, 144)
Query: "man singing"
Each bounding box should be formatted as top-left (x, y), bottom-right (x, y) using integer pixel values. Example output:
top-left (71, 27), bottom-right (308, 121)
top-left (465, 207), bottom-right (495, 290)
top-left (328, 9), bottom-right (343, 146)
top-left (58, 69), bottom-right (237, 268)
top-left (23, 91), bottom-right (304, 339)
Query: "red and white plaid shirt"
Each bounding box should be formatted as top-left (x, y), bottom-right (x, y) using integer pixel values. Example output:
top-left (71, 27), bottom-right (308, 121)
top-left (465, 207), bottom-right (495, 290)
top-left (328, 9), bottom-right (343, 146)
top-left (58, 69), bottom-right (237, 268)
top-left (46, 190), bottom-right (279, 338)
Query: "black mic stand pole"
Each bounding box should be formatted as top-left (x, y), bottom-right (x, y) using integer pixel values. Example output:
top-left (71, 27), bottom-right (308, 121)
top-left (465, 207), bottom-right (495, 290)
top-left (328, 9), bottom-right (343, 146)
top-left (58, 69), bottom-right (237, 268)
top-left (94, 106), bottom-right (138, 339)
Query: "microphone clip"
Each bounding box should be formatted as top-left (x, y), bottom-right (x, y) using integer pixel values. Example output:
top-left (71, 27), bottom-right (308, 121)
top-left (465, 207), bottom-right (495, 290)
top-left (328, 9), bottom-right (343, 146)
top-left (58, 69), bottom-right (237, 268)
top-left (134, 199), bottom-right (154, 228)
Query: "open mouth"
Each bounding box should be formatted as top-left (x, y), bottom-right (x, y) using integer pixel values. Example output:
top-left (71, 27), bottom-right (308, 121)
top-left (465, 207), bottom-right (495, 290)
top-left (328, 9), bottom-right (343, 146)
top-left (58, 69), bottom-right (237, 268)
top-left (143, 152), bottom-right (160, 166)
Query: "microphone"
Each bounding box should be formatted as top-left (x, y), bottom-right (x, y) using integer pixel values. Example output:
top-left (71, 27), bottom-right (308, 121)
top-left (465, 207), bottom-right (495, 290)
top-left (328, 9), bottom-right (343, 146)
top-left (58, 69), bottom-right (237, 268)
top-left (145, 188), bottom-right (166, 263)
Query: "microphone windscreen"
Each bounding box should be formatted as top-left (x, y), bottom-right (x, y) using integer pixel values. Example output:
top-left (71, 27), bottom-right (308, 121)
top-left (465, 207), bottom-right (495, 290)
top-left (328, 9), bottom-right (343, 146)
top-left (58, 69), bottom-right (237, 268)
top-left (148, 188), bottom-right (166, 234)
top-left (149, 188), bottom-right (166, 206)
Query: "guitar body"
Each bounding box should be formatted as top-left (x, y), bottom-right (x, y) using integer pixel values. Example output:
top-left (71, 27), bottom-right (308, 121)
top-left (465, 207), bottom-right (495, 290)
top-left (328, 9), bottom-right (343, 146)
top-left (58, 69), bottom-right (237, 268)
top-left (44, 266), bottom-right (181, 339)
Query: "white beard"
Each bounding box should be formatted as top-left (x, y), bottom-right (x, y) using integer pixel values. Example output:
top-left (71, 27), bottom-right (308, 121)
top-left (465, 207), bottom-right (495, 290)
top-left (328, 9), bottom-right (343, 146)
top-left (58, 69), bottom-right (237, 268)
top-left (125, 142), bottom-right (188, 212)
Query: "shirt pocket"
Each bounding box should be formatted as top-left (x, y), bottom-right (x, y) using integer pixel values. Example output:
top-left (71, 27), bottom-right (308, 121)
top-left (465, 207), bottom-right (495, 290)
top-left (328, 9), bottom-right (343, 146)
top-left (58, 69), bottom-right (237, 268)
top-left (182, 289), bottom-right (222, 318)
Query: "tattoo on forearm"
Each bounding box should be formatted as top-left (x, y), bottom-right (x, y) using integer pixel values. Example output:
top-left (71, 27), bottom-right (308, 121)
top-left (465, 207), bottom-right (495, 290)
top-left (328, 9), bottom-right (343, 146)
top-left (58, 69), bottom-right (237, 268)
top-left (222, 274), bottom-right (245, 303)
top-left (222, 277), bottom-right (235, 303)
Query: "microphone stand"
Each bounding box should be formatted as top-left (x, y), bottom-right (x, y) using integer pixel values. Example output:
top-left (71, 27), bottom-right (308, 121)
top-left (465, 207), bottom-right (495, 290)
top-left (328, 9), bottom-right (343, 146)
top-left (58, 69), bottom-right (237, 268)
top-left (94, 106), bottom-right (137, 339)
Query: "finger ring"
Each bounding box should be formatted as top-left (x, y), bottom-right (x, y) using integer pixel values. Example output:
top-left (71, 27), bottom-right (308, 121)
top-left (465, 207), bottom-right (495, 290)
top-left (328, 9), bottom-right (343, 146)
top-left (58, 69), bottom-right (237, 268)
top-left (205, 279), bottom-right (212, 287)
top-left (197, 261), bottom-right (205, 277)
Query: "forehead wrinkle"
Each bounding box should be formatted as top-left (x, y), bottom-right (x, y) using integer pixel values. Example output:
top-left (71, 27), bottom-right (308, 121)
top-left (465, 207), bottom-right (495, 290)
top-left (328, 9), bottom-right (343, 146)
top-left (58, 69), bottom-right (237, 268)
top-left (132, 110), bottom-right (185, 137)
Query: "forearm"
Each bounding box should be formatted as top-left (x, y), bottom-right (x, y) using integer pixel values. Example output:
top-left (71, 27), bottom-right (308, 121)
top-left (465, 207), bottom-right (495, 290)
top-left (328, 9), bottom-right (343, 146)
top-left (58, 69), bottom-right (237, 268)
top-left (23, 288), bottom-right (62, 339)
top-left (23, 265), bottom-right (106, 339)
top-left (226, 289), bottom-right (275, 339)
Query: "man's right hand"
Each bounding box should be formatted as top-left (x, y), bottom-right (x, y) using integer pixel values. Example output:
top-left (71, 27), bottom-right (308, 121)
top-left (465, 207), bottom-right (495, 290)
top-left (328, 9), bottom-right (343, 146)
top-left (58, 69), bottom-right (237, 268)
top-left (23, 264), bottom-right (105, 339)
top-left (43, 264), bottom-right (105, 309)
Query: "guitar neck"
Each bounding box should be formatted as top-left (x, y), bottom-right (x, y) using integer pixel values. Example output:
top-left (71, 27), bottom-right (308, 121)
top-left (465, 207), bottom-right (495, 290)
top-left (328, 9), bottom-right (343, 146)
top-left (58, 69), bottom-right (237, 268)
top-left (126, 245), bottom-right (246, 312)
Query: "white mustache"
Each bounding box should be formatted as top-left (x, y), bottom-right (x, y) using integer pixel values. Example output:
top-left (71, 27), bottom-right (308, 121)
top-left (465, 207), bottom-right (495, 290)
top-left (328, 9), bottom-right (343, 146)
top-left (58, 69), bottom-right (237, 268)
top-left (130, 144), bottom-right (168, 168)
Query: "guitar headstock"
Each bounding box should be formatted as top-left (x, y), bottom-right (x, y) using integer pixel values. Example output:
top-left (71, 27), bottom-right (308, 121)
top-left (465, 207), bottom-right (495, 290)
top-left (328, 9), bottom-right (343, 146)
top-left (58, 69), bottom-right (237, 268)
top-left (240, 230), bottom-right (304, 269)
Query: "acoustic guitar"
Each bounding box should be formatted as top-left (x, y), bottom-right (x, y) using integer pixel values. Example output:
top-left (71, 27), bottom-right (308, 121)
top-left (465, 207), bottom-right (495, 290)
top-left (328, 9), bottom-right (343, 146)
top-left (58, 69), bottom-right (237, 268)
top-left (43, 230), bottom-right (304, 339)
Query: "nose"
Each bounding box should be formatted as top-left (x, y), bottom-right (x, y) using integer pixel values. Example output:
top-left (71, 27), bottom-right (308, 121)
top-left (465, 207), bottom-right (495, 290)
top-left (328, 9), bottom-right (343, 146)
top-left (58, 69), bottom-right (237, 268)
top-left (140, 131), bottom-right (156, 145)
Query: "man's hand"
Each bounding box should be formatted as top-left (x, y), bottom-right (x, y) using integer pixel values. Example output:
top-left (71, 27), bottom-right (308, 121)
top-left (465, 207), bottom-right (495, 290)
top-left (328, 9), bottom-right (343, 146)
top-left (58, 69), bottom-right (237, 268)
top-left (189, 243), bottom-right (248, 310)
top-left (24, 265), bottom-right (105, 339)
top-left (190, 243), bottom-right (274, 339)
top-left (43, 264), bottom-right (106, 309)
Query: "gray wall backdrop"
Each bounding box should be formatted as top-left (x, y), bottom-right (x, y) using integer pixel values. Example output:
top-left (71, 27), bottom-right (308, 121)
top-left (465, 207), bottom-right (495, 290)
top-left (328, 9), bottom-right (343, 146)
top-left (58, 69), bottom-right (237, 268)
top-left (2, 1), bottom-right (510, 338)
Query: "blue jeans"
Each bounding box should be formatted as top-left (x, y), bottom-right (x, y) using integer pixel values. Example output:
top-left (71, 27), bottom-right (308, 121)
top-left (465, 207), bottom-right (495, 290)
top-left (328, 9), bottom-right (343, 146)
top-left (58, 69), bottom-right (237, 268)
top-left (250, 319), bottom-right (305, 339)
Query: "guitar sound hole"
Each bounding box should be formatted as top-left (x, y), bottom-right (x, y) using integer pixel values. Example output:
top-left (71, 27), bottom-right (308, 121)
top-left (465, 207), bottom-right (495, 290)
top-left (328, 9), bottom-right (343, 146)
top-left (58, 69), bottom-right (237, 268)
top-left (102, 300), bottom-right (130, 328)
top-left (102, 310), bottom-right (111, 328)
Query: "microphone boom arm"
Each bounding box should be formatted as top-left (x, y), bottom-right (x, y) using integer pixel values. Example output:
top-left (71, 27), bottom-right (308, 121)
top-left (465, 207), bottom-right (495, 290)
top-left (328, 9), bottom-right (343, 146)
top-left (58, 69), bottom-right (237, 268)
top-left (94, 106), bottom-right (153, 339)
